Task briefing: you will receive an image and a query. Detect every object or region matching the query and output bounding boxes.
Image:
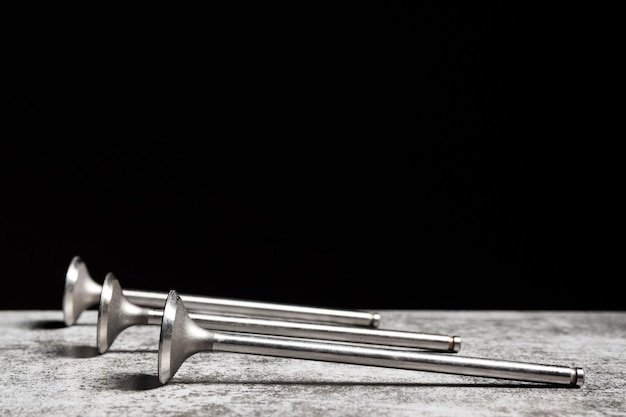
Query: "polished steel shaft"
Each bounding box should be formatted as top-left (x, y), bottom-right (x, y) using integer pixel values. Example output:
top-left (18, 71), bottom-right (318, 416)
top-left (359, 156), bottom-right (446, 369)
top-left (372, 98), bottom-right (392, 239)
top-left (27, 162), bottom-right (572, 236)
top-left (211, 333), bottom-right (582, 385)
top-left (159, 290), bottom-right (584, 387)
top-left (65, 256), bottom-right (380, 327)
top-left (188, 312), bottom-right (459, 351)
top-left (98, 272), bottom-right (459, 353)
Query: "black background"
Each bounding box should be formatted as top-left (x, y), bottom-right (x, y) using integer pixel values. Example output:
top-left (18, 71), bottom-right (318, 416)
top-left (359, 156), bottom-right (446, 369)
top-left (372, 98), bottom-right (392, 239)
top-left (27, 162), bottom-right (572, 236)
top-left (2, 3), bottom-right (609, 311)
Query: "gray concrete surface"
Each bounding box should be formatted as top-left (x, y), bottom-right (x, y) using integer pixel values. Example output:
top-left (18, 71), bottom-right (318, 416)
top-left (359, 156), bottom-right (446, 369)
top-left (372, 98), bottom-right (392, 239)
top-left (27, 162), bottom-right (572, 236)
top-left (1, 310), bottom-right (624, 416)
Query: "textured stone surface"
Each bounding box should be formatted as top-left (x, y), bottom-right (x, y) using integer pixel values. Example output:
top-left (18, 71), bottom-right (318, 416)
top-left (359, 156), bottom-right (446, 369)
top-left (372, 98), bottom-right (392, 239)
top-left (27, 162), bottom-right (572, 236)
top-left (1, 310), bottom-right (624, 416)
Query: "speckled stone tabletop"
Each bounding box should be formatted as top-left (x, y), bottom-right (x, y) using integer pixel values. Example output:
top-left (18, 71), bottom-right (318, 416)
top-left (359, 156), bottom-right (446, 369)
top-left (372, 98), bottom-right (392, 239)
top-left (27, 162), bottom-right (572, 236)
top-left (1, 310), bottom-right (624, 416)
